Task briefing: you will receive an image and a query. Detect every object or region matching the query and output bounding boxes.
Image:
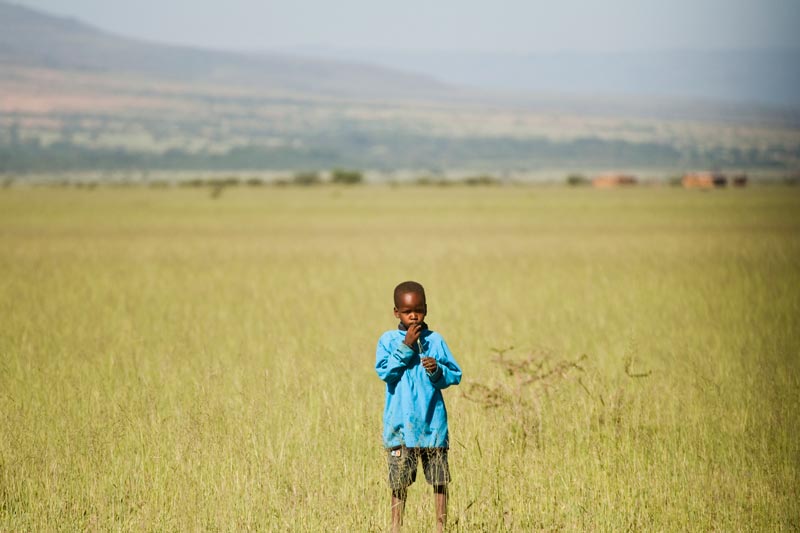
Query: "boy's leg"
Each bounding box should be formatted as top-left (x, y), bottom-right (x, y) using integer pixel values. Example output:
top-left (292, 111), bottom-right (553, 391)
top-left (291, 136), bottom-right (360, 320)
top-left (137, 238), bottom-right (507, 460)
top-left (391, 488), bottom-right (407, 533)
top-left (421, 449), bottom-right (451, 532)
top-left (387, 447), bottom-right (417, 532)
top-left (434, 484), bottom-right (447, 533)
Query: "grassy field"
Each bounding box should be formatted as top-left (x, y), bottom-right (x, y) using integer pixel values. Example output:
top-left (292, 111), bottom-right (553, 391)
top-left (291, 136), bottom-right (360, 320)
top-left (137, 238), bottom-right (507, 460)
top-left (1, 185), bottom-right (798, 531)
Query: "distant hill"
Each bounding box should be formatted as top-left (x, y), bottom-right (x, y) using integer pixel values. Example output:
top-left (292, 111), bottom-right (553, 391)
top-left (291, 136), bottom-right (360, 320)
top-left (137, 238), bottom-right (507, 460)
top-left (291, 47), bottom-right (800, 109)
top-left (0, 1), bottom-right (453, 100)
top-left (0, 1), bottom-right (798, 175)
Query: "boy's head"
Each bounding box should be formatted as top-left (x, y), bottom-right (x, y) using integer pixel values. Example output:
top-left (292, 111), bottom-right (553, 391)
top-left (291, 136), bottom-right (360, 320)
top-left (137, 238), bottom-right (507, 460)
top-left (393, 281), bottom-right (427, 328)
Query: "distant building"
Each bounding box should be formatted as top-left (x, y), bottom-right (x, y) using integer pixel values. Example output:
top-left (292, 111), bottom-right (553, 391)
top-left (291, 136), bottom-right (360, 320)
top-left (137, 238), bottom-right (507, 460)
top-left (592, 173), bottom-right (637, 188)
top-left (682, 171), bottom-right (727, 189)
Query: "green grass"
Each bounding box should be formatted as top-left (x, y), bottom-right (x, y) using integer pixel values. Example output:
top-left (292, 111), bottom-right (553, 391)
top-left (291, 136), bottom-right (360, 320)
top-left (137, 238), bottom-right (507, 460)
top-left (1, 185), bottom-right (798, 531)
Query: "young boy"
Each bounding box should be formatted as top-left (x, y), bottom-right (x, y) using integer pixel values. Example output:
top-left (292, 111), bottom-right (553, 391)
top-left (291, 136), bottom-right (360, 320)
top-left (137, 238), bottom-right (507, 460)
top-left (375, 281), bottom-right (462, 533)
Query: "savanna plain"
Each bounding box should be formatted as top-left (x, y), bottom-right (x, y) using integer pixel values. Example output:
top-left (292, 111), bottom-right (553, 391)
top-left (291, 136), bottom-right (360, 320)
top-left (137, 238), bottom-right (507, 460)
top-left (1, 184), bottom-right (798, 531)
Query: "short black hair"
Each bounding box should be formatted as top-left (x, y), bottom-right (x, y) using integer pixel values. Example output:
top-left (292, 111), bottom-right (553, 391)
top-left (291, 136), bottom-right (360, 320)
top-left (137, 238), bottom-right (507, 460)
top-left (394, 281), bottom-right (426, 307)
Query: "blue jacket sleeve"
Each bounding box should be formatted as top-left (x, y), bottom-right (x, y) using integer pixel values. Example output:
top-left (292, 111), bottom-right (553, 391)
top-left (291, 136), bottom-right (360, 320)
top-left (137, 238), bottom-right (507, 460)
top-left (427, 337), bottom-right (462, 389)
top-left (375, 335), bottom-right (414, 385)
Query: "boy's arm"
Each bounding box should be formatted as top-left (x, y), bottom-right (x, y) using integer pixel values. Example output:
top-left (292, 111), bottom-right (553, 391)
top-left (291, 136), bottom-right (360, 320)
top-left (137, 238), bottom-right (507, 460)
top-left (427, 337), bottom-right (462, 389)
top-left (375, 336), bottom-right (414, 385)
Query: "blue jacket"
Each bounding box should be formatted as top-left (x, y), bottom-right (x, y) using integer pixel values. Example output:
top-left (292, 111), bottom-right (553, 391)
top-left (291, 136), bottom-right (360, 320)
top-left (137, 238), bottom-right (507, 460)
top-left (375, 327), bottom-right (462, 448)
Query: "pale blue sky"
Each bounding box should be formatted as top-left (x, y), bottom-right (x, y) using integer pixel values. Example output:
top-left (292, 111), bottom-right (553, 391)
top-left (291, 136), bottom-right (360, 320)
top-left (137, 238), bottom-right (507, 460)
top-left (10, 0), bottom-right (800, 53)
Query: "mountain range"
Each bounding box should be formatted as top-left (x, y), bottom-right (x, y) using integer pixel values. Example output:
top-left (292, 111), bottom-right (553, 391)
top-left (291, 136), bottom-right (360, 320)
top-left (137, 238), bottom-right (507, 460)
top-left (0, 1), bottom-right (455, 101)
top-left (1, 1), bottom-right (798, 175)
top-left (291, 46), bottom-right (800, 109)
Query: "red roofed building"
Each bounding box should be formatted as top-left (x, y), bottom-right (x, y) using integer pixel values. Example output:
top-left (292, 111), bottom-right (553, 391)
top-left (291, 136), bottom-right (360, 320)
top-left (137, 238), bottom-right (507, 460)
top-left (682, 171), bottom-right (727, 188)
top-left (592, 173), bottom-right (637, 188)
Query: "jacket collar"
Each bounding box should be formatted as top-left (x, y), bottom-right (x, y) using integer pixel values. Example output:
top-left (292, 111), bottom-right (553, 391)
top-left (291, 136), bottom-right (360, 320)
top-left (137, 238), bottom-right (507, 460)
top-left (398, 321), bottom-right (429, 331)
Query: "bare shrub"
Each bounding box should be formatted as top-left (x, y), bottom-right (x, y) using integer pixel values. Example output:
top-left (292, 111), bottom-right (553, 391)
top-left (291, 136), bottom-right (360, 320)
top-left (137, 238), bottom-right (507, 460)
top-left (462, 347), bottom-right (587, 450)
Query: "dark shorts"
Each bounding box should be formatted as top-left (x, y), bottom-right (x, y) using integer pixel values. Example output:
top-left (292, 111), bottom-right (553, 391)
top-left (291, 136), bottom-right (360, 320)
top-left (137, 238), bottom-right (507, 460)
top-left (387, 446), bottom-right (450, 490)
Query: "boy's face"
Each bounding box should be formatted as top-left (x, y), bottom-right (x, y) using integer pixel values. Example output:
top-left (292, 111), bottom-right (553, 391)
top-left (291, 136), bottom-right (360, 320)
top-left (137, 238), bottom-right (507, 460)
top-left (394, 291), bottom-right (427, 328)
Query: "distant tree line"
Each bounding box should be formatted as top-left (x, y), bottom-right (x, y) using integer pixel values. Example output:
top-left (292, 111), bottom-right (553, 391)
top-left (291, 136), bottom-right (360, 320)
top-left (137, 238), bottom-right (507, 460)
top-left (0, 136), bottom-right (796, 174)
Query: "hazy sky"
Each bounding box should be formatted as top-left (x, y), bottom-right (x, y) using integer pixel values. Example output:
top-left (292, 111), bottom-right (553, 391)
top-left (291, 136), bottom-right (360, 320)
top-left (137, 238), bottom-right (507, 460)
top-left (11, 0), bottom-right (800, 53)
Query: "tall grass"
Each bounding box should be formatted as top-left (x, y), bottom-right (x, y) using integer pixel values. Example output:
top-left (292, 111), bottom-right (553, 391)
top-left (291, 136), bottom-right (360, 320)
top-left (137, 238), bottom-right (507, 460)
top-left (1, 186), bottom-right (798, 531)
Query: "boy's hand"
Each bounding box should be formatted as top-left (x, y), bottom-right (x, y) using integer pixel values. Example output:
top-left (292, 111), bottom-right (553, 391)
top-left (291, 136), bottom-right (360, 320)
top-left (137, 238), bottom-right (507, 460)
top-left (403, 323), bottom-right (422, 347)
top-left (421, 356), bottom-right (438, 374)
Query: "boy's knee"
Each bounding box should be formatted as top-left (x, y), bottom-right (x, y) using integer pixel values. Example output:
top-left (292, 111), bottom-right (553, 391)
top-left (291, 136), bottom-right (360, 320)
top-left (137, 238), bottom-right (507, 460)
top-left (392, 488), bottom-right (408, 500)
